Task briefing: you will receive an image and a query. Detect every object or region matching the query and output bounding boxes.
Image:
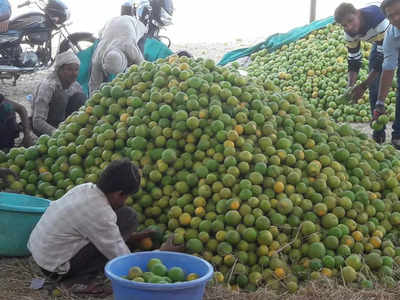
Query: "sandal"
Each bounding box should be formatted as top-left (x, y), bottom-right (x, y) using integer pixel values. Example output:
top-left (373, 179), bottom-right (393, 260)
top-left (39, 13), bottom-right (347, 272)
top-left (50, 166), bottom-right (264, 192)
top-left (392, 138), bottom-right (400, 150)
top-left (70, 282), bottom-right (113, 298)
top-left (373, 131), bottom-right (385, 144)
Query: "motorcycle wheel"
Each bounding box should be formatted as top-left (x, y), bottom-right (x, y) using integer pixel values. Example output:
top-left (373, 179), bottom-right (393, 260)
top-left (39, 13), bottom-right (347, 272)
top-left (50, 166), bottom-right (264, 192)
top-left (59, 32), bottom-right (97, 53)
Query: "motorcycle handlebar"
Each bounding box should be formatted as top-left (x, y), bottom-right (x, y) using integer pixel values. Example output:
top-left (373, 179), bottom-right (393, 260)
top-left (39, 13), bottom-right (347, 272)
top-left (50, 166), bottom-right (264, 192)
top-left (17, 1), bottom-right (31, 8)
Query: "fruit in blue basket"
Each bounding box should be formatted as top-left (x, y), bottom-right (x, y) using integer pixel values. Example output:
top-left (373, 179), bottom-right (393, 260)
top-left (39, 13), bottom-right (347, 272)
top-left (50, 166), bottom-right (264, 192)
top-left (132, 277), bottom-right (145, 282)
top-left (186, 273), bottom-right (199, 281)
top-left (168, 267), bottom-right (185, 282)
top-left (123, 258), bottom-right (198, 284)
top-left (147, 258), bottom-right (162, 271)
top-left (128, 266), bottom-right (143, 280)
top-left (151, 263), bottom-right (168, 276)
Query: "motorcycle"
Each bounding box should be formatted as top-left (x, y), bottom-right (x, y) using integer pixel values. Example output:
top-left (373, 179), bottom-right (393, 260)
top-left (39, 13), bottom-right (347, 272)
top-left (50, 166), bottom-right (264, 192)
top-left (0, 0), bottom-right (96, 86)
top-left (122, 0), bottom-right (173, 48)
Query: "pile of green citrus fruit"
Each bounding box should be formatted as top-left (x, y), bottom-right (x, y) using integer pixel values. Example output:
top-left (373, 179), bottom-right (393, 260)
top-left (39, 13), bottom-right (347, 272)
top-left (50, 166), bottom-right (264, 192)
top-left (2, 56), bottom-right (400, 293)
top-left (246, 23), bottom-right (397, 124)
top-left (122, 258), bottom-right (199, 283)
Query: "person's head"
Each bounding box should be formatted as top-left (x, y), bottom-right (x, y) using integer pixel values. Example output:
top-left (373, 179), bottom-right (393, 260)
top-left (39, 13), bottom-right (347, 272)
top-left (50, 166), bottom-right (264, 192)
top-left (103, 49), bottom-right (128, 76)
top-left (334, 3), bottom-right (361, 35)
top-left (121, 2), bottom-right (133, 16)
top-left (382, 0), bottom-right (400, 28)
top-left (55, 50), bottom-right (80, 88)
top-left (97, 159), bottom-right (141, 209)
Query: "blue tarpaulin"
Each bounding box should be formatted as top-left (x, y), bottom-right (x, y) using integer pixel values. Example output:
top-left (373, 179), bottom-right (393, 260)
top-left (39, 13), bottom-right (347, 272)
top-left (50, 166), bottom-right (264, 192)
top-left (218, 16), bottom-right (335, 66)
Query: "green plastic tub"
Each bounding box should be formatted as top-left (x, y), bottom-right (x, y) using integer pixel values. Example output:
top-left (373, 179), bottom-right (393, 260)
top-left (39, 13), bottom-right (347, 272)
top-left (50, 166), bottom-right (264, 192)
top-left (0, 192), bottom-right (50, 256)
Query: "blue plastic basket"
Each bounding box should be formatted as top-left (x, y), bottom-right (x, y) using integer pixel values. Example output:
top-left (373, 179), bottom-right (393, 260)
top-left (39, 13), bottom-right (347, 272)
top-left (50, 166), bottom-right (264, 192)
top-left (0, 192), bottom-right (50, 256)
top-left (105, 251), bottom-right (214, 300)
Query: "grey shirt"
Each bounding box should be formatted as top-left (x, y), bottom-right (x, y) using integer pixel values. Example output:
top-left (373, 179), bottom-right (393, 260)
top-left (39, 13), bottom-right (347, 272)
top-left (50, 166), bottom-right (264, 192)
top-left (383, 24), bottom-right (400, 70)
top-left (32, 71), bottom-right (83, 136)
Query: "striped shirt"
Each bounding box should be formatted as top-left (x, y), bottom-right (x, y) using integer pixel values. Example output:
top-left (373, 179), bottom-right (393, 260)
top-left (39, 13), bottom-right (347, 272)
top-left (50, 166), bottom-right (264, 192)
top-left (344, 5), bottom-right (389, 72)
top-left (27, 183), bottom-right (130, 274)
top-left (32, 71), bottom-right (83, 136)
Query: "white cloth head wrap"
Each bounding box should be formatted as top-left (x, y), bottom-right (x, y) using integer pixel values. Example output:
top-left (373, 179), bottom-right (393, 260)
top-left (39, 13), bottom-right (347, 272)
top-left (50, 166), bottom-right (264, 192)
top-left (55, 49), bottom-right (80, 70)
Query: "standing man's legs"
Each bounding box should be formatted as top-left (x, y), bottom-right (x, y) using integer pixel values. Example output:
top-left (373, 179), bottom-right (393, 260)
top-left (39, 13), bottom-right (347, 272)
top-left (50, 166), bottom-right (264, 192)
top-left (391, 64), bottom-right (400, 148)
top-left (368, 44), bottom-right (385, 143)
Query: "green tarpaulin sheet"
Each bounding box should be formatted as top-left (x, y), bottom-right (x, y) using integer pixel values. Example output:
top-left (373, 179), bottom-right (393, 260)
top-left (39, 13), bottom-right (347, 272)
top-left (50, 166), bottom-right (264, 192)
top-left (144, 38), bottom-right (174, 62)
top-left (76, 40), bottom-right (99, 97)
top-left (218, 16), bottom-right (335, 66)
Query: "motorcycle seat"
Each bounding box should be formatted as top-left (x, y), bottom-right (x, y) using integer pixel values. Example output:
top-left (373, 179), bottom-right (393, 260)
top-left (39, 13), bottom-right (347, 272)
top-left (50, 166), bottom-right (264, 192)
top-left (0, 30), bottom-right (21, 43)
top-left (0, 30), bottom-right (20, 36)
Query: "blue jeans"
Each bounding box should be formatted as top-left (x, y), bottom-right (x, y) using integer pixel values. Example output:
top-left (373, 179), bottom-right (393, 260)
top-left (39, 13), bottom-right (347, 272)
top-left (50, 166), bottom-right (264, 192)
top-left (394, 65), bottom-right (400, 139)
top-left (368, 44), bottom-right (385, 136)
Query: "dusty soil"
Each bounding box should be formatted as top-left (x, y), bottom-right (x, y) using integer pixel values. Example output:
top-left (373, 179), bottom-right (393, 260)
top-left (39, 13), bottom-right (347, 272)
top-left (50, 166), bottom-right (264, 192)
top-left (2, 255), bottom-right (400, 300)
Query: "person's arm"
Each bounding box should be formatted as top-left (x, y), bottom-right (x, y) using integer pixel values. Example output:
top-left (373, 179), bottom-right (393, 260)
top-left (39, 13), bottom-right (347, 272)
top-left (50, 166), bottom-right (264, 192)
top-left (125, 21), bottom-right (145, 66)
top-left (89, 56), bottom-right (105, 97)
top-left (348, 71), bottom-right (358, 88)
top-left (159, 234), bottom-right (185, 252)
top-left (351, 40), bottom-right (384, 101)
top-left (377, 70), bottom-right (395, 104)
top-left (5, 99), bottom-right (33, 147)
top-left (375, 27), bottom-right (399, 118)
top-left (32, 83), bottom-right (57, 136)
top-left (68, 81), bottom-right (86, 99)
top-left (346, 40), bottom-right (362, 87)
top-left (125, 42), bottom-right (144, 66)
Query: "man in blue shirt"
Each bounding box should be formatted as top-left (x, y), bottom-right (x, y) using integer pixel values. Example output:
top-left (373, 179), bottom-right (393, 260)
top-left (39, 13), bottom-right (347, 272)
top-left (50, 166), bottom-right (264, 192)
top-left (377, 0), bottom-right (400, 149)
top-left (0, 0), bottom-right (11, 32)
top-left (334, 3), bottom-right (390, 143)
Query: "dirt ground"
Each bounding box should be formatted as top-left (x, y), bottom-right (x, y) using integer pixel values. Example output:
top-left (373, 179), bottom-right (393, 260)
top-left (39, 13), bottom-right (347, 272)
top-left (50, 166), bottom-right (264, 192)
top-left (2, 255), bottom-right (400, 300)
top-left (0, 40), bottom-right (398, 300)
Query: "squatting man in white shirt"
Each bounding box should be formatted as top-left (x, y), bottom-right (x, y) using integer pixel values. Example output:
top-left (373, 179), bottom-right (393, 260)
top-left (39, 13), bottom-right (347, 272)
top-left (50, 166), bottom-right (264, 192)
top-left (28, 159), bottom-right (182, 294)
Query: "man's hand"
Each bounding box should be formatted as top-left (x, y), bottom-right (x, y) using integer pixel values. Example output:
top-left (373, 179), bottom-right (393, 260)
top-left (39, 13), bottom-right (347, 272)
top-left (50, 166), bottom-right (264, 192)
top-left (373, 103), bottom-right (386, 121)
top-left (129, 229), bottom-right (157, 241)
top-left (159, 235), bottom-right (185, 252)
top-left (0, 21), bottom-right (8, 33)
top-left (0, 168), bottom-right (17, 181)
top-left (350, 84), bottom-right (367, 103)
top-left (22, 133), bottom-right (34, 148)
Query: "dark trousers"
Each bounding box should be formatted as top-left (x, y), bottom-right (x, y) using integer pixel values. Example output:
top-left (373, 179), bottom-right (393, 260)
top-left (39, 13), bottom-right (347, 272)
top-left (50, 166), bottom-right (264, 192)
top-left (394, 66), bottom-right (400, 139)
top-left (46, 92), bottom-right (87, 129)
top-left (369, 45), bottom-right (400, 139)
top-left (0, 110), bottom-right (18, 150)
top-left (41, 206), bottom-right (137, 281)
